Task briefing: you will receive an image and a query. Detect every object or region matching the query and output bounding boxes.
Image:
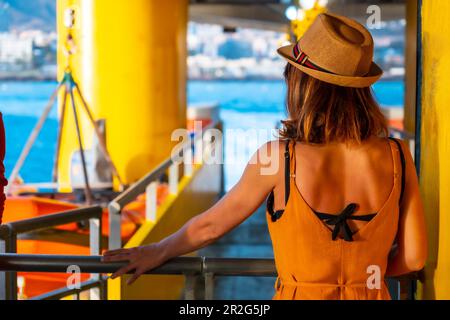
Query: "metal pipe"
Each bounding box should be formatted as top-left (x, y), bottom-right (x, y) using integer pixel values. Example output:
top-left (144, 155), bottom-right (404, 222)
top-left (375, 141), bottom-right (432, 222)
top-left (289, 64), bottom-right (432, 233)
top-left (69, 86), bottom-right (94, 205)
top-left (52, 83), bottom-right (68, 183)
top-left (0, 254), bottom-right (202, 275)
top-left (184, 274), bottom-right (198, 300)
top-left (113, 159), bottom-right (173, 209)
top-left (204, 273), bottom-right (215, 300)
top-left (89, 217), bottom-right (102, 300)
top-left (15, 181), bottom-right (114, 190)
top-left (203, 257), bottom-right (276, 277)
top-left (74, 82), bottom-right (124, 188)
top-left (30, 279), bottom-right (104, 301)
top-left (0, 254), bottom-right (420, 281)
top-left (106, 121), bottom-right (220, 250)
top-left (111, 121), bottom-right (220, 209)
top-left (0, 253), bottom-right (421, 301)
top-left (6, 82), bottom-right (64, 195)
top-left (107, 202), bottom-right (122, 250)
top-left (0, 226), bottom-right (17, 300)
top-left (5, 206), bottom-right (102, 235)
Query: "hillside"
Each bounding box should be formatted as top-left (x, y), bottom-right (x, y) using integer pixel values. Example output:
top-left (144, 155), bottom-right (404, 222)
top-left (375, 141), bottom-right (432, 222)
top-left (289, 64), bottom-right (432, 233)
top-left (0, 0), bottom-right (56, 32)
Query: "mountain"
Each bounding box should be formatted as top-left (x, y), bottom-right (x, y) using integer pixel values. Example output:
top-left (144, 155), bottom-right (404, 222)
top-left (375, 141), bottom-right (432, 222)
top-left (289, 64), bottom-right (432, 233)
top-left (0, 0), bottom-right (56, 32)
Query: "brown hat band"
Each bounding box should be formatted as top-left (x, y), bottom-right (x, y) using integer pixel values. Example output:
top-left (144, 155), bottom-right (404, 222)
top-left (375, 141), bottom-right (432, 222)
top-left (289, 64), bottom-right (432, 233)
top-left (293, 43), bottom-right (334, 75)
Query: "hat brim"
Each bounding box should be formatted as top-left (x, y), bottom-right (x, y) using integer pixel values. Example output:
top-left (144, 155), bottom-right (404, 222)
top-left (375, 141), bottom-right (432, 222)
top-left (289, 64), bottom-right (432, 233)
top-left (277, 44), bottom-right (383, 88)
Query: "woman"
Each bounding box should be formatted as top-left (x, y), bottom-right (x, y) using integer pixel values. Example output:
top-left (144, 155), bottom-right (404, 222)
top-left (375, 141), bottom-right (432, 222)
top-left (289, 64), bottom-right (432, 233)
top-left (103, 13), bottom-right (427, 300)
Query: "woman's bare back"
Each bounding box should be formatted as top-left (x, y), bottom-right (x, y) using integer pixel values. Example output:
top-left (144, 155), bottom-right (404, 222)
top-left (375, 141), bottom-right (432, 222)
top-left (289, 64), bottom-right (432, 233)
top-left (272, 137), bottom-right (397, 232)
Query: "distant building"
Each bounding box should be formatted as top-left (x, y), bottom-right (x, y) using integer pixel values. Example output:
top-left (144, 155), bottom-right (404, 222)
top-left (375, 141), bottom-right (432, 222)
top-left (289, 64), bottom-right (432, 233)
top-left (0, 33), bottom-right (33, 69)
top-left (218, 39), bottom-right (253, 60)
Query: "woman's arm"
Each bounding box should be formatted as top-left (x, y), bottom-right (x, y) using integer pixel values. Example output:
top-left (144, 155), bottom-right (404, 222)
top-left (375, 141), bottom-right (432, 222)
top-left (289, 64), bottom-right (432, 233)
top-left (102, 141), bottom-right (282, 285)
top-left (386, 140), bottom-right (428, 277)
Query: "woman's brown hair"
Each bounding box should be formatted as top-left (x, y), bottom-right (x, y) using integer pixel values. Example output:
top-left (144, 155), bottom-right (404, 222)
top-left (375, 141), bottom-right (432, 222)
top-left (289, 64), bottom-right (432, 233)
top-left (280, 63), bottom-right (388, 144)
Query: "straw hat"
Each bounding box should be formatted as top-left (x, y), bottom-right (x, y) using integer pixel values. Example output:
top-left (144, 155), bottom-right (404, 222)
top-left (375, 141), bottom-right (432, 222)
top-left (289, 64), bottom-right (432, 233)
top-left (278, 13), bottom-right (383, 88)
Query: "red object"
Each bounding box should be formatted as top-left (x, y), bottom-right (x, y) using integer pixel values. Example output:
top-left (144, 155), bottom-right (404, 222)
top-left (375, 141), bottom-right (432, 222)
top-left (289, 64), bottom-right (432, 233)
top-left (0, 112), bottom-right (7, 224)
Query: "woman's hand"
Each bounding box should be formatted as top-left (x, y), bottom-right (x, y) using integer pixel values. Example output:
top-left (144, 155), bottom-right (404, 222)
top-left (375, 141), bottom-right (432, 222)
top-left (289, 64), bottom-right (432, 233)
top-left (101, 142), bottom-right (280, 285)
top-left (102, 243), bottom-right (167, 285)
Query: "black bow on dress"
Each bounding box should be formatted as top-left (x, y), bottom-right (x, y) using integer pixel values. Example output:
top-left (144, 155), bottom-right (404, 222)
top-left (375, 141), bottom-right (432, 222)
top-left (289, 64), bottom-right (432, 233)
top-left (315, 203), bottom-right (376, 242)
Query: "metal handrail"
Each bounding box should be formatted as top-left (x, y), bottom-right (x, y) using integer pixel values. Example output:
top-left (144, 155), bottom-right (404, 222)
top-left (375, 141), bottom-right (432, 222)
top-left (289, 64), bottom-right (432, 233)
top-left (0, 253), bottom-right (420, 300)
top-left (203, 257), bottom-right (276, 276)
top-left (110, 120), bottom-right (220, 210)
top-left (0, 253), bottom-right (421, 279)
top-left (0, 254), bottom-right (203, 275)
top-left (1, 206), bottom-right (102, 234)
top-left (112, 158), bottom-right (174, 209)
top-left (0, 254), bottom-right (279, 277)
top-left (0, 206), bottom-right (103, 301)
top-left (30, 278), bottom-right (106, 301)
top-left (108, 120), bottom-right (222, 250)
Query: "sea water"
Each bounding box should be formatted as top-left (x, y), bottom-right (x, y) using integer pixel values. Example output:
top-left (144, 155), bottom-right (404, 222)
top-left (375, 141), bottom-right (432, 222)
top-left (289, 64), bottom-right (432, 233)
top-left (0, 80), bottom-right (404, 190)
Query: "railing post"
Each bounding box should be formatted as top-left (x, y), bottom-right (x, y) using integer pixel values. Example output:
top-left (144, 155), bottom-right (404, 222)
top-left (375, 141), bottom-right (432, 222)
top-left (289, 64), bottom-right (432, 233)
top-left (398, 279), bottom-right (413, 300)
top-left (100, 277), bottom-right (108, 301)
top-left (217, 121), bottom-right (225, 196)
top-left (108, 201), bottom-right (122, 250)
top-left (203, 130), bottom-right (213, 164)
top-left (184, 274), bottom-right (197, 300)
top-left (0, 226), bottom-right (7, 300)
top-left (145, 181), bottom-right (158, 222)
top-left (204, 272), bottom-right (215, 300)
top-left (89, 211), bottom-right (102, 300)
top-left (397, 280), bottom-right (402, 300)
top-left (0, 225), bottom-right (17, 300)
top-left (195, 136), bottom-right (204, 165)
top-left (184, 146), bottom-right (193, 178)
top-left (169, 163), bottom-right (179, 195)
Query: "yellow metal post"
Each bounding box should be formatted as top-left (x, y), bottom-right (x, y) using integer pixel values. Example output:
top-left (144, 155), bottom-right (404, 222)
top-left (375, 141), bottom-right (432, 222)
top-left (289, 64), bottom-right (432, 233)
top-left (418, 0), bottom-right (450, 300)
top-left (57, 0), bottom-right (188, 190)
top-left (404, 0), bottom-right (417, 134)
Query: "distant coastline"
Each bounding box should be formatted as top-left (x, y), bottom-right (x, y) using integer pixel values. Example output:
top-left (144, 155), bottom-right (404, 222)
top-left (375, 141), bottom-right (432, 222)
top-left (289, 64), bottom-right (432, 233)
top-left (0, 74), bottom-right (405, 82)
top-left (188, 75), bottom-right (404, 82)
top-left (0, 71), bottom-right (56, 82)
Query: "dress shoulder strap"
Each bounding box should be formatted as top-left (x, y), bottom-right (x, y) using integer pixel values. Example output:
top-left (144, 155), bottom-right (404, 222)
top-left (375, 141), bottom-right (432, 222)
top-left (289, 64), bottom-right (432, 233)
top-left (266, 139), bottom-right (294, 222)
top-left (283, 139), bottom-right (298, 204)
top-left (284, 140), bottom-right (294, 204)
top-left (388, 137), bottom-right (406, 206)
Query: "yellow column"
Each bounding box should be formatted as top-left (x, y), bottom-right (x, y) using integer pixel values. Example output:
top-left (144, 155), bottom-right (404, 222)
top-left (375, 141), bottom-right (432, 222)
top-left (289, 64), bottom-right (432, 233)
top-left (419, 0), bottom-right (450, 299)
top-left (57, 0), bottom-right (187, 189)
top-left (404, 0), bottom-right (417, 133)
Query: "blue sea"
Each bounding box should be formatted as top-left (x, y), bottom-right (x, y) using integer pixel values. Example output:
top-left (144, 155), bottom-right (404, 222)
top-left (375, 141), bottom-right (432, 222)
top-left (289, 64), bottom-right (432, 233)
top-left (0, 80), bottom-right (404, 190)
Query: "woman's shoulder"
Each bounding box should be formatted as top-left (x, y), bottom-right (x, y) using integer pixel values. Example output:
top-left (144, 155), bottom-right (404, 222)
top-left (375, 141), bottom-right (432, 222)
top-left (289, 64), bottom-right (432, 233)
top-left (254, 139), bottom-right (289, 161)
top-left (248, 140), bottom-right (289, 176)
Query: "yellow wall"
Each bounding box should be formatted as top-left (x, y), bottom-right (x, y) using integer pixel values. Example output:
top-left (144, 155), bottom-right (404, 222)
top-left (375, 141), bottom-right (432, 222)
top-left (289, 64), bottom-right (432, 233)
top-left (57, 0), bottom-right (188, 188)
top-left (420, 0), bottom-right (450, 299)
top-left (404, 0), bottom-right (417, 134)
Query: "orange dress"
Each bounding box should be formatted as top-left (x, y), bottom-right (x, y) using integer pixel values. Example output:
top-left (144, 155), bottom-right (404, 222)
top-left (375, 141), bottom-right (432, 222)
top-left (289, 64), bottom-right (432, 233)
top-left (266, 138), bottom-right (405, 300)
